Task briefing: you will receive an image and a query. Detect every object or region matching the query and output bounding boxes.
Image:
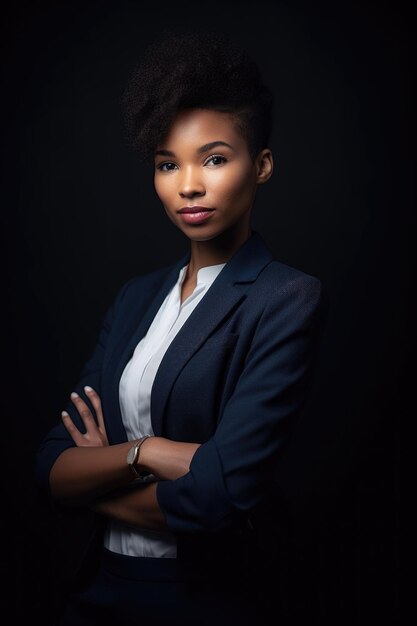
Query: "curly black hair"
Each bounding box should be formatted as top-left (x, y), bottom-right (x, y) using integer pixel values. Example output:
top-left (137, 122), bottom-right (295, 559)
top-left (121, 30), bottom-right (274, 164)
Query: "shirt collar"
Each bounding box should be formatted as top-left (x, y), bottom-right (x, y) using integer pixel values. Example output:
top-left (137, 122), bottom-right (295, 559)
top-left (178, 262), bottom-right (227, 288)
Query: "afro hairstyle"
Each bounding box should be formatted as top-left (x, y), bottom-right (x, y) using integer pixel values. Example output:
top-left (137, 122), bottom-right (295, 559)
top-left (121, 30), bottom-right (274, 163)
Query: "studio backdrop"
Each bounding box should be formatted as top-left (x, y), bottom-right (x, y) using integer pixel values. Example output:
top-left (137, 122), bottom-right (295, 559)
top-left (2, 1), bottom-right (410, 624)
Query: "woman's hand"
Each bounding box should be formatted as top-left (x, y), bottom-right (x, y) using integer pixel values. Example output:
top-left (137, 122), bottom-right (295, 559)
top-left (61, 386), bottom-right (109, 447)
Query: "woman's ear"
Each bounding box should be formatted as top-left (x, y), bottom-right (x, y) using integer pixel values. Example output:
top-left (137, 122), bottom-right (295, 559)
top-left (255, 149), bottom-right (274, 184)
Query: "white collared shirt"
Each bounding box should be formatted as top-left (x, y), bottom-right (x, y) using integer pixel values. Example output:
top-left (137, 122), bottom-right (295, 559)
top-left (103, 261), bottom-right (227, 558)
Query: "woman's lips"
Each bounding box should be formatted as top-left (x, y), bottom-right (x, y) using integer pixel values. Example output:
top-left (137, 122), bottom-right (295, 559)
top-left (178, 210), bottom-right (215, 224)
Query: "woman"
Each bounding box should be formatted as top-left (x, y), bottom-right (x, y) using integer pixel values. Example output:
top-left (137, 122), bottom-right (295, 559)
top-left (36, 30), bottom-right (327, 625)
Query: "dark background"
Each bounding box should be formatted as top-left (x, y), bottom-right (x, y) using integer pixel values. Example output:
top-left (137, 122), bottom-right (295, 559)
top-left (1, 1), bottom-right (411, 623)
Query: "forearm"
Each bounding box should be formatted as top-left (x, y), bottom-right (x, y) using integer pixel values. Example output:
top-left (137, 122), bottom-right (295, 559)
top-left (49, 437), bottom-right (201, 507)
top-left (138, 437), bottom-right (201, 481)
top-left (91, 481), bottom-right (166, 530)
top-left (49, 441), bottom-right (135, 507)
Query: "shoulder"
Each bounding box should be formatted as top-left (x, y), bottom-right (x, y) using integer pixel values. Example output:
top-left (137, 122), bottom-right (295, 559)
top-left (254, 258), bottom-right (324, 309)
top-left (243, 258), bottom-right (328, 339)
top-left (124, 264), bottom-right (172, 290)
top-left (112, 262), bottom-right (175, 306)
top-left (245, 260), bottom-right (328, 342)
top-left (263, 259), bottom-right (321, 288)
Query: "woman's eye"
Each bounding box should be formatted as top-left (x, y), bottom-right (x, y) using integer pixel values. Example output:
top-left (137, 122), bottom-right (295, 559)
top-left (155, 155), bottom-right (227, 172)
top-left (156, 162), bottom-right (177, 172)
top-left (205, 155), bottom-right (227, 166)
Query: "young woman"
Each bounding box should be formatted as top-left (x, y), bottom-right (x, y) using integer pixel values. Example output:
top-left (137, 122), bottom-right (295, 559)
top-left (37, 30), bottom-right (327, 625)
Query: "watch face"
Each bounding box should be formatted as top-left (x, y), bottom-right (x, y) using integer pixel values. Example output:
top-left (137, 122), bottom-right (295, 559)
top-left (127, 445), bottom-right (137, 465)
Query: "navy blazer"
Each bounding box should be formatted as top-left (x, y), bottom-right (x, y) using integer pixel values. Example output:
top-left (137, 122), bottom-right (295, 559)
top-left (36, 229), bottom-right (327, 572)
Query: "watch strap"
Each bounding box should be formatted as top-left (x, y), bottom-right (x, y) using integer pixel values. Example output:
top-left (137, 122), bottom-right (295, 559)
top-left (127, 435), bottom-right (151, 479)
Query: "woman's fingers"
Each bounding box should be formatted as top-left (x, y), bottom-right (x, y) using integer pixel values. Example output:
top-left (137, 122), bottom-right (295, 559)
top-left (84, 386), bottom-right (109, 445)
top-left (70, 392), bottom-right (96, 430)
top-left (61, 411), bottom-right (85, 446)
top-left (63, 388), bottom-right (109, 447)
top-left (83, 386), bottom-right (105, 432)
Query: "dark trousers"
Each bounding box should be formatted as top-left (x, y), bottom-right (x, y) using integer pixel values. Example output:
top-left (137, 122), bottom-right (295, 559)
top-left (58, 548), bottom-right (263, 626)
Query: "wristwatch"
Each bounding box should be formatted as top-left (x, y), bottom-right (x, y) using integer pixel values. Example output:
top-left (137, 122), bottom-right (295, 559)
top-left (127, 435), bottom-right (151, 479)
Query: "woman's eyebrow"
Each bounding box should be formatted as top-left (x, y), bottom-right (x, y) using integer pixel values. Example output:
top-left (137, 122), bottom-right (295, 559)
top-left (154, 141), bottom-right (235, 158)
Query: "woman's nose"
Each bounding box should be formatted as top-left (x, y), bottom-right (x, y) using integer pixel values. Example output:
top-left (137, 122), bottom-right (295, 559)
top-left (178, 166), bottom-right (205, 198)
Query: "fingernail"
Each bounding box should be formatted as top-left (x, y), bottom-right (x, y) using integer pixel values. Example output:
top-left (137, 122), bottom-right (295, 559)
top-left (61, 411), bottom-right (69, 417)
top-left (84, 386), bottom-right (93, 393)
top-left (70, 392), bottom-right (79, 399)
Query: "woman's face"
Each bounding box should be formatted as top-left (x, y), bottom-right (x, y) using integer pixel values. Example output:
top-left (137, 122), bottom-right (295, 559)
top-left (153, 108), bottom-right (272, 242)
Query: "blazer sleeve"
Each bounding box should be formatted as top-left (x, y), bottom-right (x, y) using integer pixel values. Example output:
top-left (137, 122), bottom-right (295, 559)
top-left (156, 275), bottom-right (327, 533)
top-left (35, 276), bottom-right (138, 498)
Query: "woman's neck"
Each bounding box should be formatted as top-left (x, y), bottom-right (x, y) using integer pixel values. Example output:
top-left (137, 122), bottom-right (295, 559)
top-left (186, 224), bottom-right (252, 279)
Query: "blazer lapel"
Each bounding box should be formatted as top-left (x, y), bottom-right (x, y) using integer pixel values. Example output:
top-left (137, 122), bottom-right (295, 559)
top-left (106, 250), bottom-right (190, 443)
top-left (150, 230), bottom-right (274, 436)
